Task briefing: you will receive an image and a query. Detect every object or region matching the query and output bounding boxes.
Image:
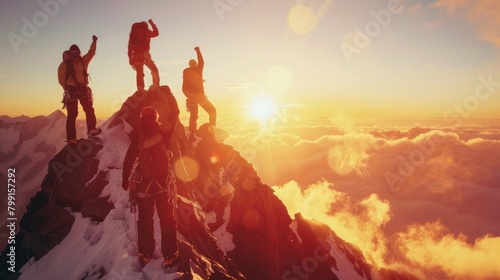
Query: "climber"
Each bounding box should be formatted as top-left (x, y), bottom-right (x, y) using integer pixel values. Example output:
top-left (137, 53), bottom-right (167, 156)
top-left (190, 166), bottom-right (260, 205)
top-left (58, 35), bottom-right (101, 145)
top-left (122, 106), bottom-right (180, 271)
top-left (128, 19), bottom-right (160, 93)
top-left (182, 46), bottom-right (217, 141)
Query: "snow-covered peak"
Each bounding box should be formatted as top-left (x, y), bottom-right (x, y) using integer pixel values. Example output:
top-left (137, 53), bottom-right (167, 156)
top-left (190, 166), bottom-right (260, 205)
top-left (1, 87), bottom-right (418, 280)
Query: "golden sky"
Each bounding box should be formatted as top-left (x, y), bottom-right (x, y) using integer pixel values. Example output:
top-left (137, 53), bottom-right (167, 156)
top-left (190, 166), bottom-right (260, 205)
top-left (1, 0), bottom-right (499, 120)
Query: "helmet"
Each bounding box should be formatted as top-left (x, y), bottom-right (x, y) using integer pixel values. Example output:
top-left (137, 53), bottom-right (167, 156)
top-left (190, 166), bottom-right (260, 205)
top-left (189, 59), bottom-right (197, 68)
top-left (140, 106), bottom-right (158, 120)
top-left (69, 44), bottom-right (80, 58)
top-left (69, 44), bottom-right (80, 52)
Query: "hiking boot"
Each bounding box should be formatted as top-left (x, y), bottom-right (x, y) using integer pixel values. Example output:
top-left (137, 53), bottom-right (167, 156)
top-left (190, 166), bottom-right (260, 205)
top-left (67, 138), bottom-right (78, 145)
top-left (88, 128), bottom-right (102, 137)
top-left (138, 253), bottom-right (153, 268)
top-left (162, 252), bottom-right (180, 272)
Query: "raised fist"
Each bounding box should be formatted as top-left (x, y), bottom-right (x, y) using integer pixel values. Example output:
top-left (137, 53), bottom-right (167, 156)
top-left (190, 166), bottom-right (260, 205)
top-left (92, 35), bottom-right (98, 42)
top-left (194, 46), bottom-right (200, 52)
top-left (148, 19), bottom-right (154, 25)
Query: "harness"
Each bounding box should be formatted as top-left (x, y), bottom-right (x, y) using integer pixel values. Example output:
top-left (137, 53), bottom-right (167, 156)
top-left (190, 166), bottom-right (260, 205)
top-left (128, 142), bottom-right (177, 212)
top-left (61, 58), bottom-right (92, 109)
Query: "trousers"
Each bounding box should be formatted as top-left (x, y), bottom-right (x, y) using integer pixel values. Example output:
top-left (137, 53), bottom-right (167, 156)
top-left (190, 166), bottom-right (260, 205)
top-left (186, 94), bottom-right (216, 133)
top-left (136, 190), bottom-right (178, 259)
top-left (133, 52), bottom-right (159, 90)
top-left (65, 86), bottom-right (96, 141)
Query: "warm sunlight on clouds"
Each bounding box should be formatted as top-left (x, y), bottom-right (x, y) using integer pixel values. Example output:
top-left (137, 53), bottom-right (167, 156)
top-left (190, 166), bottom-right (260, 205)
top-left (273, 181), bottom-right (391, 268)
top-left (273, 180), bottom-right (500, 280)
top-left (226, 119), bottom-right (500, 279)
top-left (326, 133), bottom-right (371, 176)
top-left (430, 0), bottom-right (469, 13)
top-left (395, 221), bottom-right (500, 279)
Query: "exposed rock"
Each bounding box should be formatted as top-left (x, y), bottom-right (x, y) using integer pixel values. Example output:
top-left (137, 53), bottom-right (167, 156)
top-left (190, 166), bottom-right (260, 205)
top-left (13, 138), bottom-right (104, 263)
top-left (19, 192), bottom-right (75, 260)
top-left (42, 138), bottom-right (104, 210)
top-left (176, 196), bottom-right (245, 280)
top-left (170, 125), bottom-right (301, 279)
top-left (294, 214), bottom-right (341, 280)
top-left (177, 241), bottom-right (241, 280)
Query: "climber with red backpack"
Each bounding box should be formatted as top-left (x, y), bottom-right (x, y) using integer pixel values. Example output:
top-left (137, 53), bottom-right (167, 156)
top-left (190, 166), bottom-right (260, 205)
top-left (122, 106), bottom-right (180, 271)
top-left (128, 19), bottom-right (160, 93)
top-left (58, 35), bottom-right (101, 145)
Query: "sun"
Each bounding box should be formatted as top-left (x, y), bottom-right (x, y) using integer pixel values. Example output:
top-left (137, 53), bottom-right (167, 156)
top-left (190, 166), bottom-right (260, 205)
top-left (248, 95), bottom-right (277, 123)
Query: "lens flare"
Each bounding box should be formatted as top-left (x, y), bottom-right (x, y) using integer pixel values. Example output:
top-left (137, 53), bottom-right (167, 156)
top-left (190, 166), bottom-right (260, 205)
top-left (249, 95), bottom-right (277, 123)
top-left (174, 156), bottom-right (199, 183)
top-left (288, 4), bottom-right (317, 34)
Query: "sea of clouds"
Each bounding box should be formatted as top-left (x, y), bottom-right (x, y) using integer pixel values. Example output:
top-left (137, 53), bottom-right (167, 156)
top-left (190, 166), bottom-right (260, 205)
top-left (223, 116), bottom-right (500, 279)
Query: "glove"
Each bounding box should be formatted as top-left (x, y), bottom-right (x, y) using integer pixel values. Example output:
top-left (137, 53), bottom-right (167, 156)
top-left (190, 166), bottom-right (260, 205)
top-left (122, 179), bottom-right (129, 191)
top-left (92, 35), bottom-right (98, 42)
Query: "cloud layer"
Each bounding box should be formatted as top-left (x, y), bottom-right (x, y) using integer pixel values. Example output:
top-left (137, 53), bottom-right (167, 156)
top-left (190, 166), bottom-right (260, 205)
top-left (224, 118), bottom-right (500, 279)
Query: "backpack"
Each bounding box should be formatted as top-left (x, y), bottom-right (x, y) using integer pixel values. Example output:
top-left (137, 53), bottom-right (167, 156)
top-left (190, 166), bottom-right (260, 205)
top-left (60, 56), bottom-right (91, 108)
top-left (129, 22), bottom-right (149, 54)
top-left (137, 132), bottom-right (171, 179)
top-left (182, 67), bottom-right (204, 96)
top-left (65, 58), bottom-right (89, 86)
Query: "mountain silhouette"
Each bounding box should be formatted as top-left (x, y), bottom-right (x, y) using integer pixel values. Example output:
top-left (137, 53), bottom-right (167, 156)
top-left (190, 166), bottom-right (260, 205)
top-left (0, 86), bottom-right (419, 280)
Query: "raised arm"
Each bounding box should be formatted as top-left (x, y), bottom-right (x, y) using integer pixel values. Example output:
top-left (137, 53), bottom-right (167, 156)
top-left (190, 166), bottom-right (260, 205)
top-left (82, 35), bottom-right (97, 65)
top-left (148, 19), bottom-right (159, 38)
top-left (195, 47), bottom-right (204, 71)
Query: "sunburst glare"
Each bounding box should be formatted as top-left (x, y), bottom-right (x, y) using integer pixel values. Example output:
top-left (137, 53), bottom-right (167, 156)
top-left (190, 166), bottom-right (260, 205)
top-left (248, 95), bottom-right (277, 123)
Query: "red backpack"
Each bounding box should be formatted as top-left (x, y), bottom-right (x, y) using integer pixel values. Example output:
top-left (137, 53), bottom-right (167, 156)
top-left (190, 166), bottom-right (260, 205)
top-left (137, 132), bottom-right (171, 179)
top-left (129, 22), bottom-right (149, 53)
